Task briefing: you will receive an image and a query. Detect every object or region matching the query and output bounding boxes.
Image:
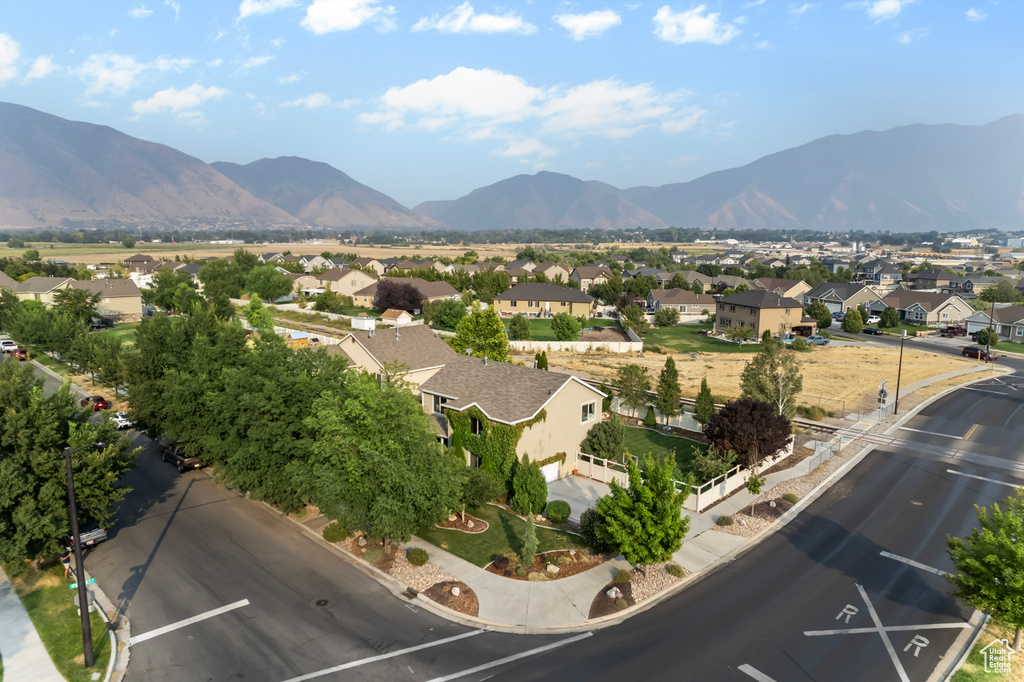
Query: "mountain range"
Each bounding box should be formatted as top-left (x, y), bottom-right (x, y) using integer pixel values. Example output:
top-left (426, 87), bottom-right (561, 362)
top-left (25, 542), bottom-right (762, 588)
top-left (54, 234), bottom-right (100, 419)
top-left (1, 101), bottom-right (1021, 233)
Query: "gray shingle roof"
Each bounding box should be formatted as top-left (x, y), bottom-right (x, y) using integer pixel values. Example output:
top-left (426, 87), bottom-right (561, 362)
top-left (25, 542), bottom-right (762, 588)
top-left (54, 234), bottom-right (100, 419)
top-left (0, 271), bottom-right (17, 291)
top-left (421, 355), bottom-right (599, 424)
top-left (353, 277), bottom-right (459, 299)
top-left (804, 282), bottom-right (879, 301)
top-left (15, 276), bottom-right (73, 293)
top-left (720, 290), bottom-right (803, 309)
top-left (880, 290), bottom-right (966, 312)
top-left (330, 324), bottom-right (456, 372)
top-left (494, 283), bottom-right (595, 304)
top-left (69, 279), bottom-right (142, 298)
top-left (649, 289), bottom-right (716, 306)
top-left (571, 266), bottom-right (612, 280)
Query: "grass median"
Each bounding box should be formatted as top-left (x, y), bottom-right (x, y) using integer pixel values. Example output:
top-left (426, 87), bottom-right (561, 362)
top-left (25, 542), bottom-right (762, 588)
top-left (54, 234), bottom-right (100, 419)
top-left (6, 563), bottom-right (111, 682)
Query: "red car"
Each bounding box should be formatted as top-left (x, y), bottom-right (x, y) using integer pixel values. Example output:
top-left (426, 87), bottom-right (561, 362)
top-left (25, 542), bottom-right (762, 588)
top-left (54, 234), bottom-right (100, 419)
top-left (80, 396), bottom-right (110, 411)
top-left (14, 347), bottom-right (28, 361)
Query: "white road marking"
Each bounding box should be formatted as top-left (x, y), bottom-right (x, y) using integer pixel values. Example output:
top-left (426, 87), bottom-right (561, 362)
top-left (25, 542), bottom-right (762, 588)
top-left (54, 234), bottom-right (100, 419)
top-left (963, 387), bottom-right (1010, 396)
top-left (947, 469), bottom-right (1023, 490)
top-left (738, 663), bottom-right (778, 681)
top-left (128, 599), bottom-right (250, 646)
top-left (857, 584), bottom-right (910, 682)
top-left (898, 426), bottom-right (963, 440)
top-left (279, 629), bottom-right (489, 682)
top-left (1003, 401), bottom-right (1024, 429)
top-left (880, 551), bottom-right (950, 577)
top-left (805, 622), bottom-right (972, 636)
top-left (423, 633), bottom-right (593, 682)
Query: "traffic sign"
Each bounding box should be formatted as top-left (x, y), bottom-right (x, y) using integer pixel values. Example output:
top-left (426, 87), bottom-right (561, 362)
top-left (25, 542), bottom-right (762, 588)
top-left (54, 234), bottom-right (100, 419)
top-left (68, 578), bottom-right (96, 590)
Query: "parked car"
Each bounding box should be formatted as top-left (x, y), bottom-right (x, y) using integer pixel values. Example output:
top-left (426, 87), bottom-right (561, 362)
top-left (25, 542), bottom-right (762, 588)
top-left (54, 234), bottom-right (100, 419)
top-left (80, 395), bottom-right (110, 410)
top-left (940, 325), bottom-right (968, 338)
top-left (160, 441), bottom-right (203, 473)
top-left (112, 412), bottom-right (132, 429)
top-left (962, 346), bottom-right (998, 361)
top-left (831, 312), bottom-right (844, 321)
top-left (865, 315), bottom-right (881, 324)
top-left (14, 347), bottom-right (28, 361)
top-left (862, 327), bottom-right (884, 335)
top-left (0, 339), bottom-right (17, 353)
top-left (69, 526), bottom-right (108, 548)
top-left (807, 335), bottom-right (830, 345)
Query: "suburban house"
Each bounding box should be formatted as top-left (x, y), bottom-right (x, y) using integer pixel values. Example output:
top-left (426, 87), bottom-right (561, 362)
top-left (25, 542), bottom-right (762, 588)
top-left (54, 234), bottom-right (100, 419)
top-left (381, 308), bottom-right (414, 326)
top-left (288, 273), bottom-right (322, 296)
top-left (503, 267), bottom-right (532, 284)
top-left (492, 283), bottom-right (595, 317)
top-left (867, 290), bottom-right (972, 327)
top-left (803, 282), bottom-right (885, 314)
top-left (963, 305), bottom-right (1024, 341)
top-left (352, 277), bottom-right (460, 308)
top-left (752, 277), bottom-right (812, 299)
top-left (316, 268), bottom-right (378, 297)
top-left (299, 254), bottom-right (329, 272)
top-left (533, 262), bottom-right (570, 282)
top-left (351, 257), bottom-right (385, 276)
top-left (260, 253), bottom-right (286, 264)
top-left (820, 256), bottom-right (851, 274)
top-left (856, 259), bottom-right (903, 290)
top-left (505, 260), bottom-right (536, 271)
top-left (69, 279), bottom-right (144, 322)
top-left (327, 324), bottom-right (453, 389)
top-left (327, 257), bottom-right (350, 270)
top-left (714, 291), bottom-right (809, 338)
top-left (569, 265), bottom-right (613, 293)
top-left (907, 269), bottom-right (955, 290)
top-left (675, 270), bottom-right (750, 294)
top-left (624, 268), bottom-right (672, 288)
top-left (124, 253), bottom-right (159, 271)
top-left (14, 276), bottom-right (73, 304)
top-left (942, 275), bottom-right (1003, 297)
top-left (647, 289), bottom-right (716, 322)
top-left (0, 271), bottom-right (18, 292)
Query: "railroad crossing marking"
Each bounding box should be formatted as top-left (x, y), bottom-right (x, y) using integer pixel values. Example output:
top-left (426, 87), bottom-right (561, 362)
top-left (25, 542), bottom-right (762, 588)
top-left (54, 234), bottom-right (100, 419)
top-left (804, 584), bottom-right (971, 682)
top-left (947, 469), bottom-right (1023, 490)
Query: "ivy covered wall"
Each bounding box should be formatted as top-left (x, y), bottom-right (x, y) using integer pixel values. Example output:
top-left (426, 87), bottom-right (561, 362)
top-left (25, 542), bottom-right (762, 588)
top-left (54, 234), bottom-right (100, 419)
top-left (445, 407), bottom-right (546, 488)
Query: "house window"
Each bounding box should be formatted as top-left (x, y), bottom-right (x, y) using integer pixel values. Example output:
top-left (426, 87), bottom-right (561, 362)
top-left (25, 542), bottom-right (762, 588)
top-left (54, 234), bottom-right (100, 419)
top-left (471, 418), bottom-right (483, 435)
top-left (729, 305), bottom-right (736, 312)
top-left (749, 307), bottom-right (756, 316)
top-left (432, 395), bottom-right (448, 414)
top-left (581, 402), bottom-right (596, 423)
top-left (510, 300), bottom-right (517, 307)
top-left (785, 308), bottom-right (791, 314)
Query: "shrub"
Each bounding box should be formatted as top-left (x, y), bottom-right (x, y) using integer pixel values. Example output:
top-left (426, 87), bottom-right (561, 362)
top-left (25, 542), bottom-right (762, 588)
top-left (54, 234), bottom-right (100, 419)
top-left (796, 404), bottom-right (831, 420)
top-left (783, 493), bottom-right (800, 504)
top-left (516, 566), bottom-right (526, 576)
top-left (510, 455), bottom-right (547, 515)
top-left (508, 313), bottom-right (531, 340)
top-left (790, 337), bottom-right (811, 352)
top-left (580, 413), bottom-right (625, 460)
top-left (716, 515), bottom-right (734, 526)
top-left (527, 571), bottom-right (547, 582)
top-left (579, 508), bottom-right (610, 553)
top-left (665, 563), bottom-right (685, 578)
top-left (406, 548), bottom-right (429, 566)
top-left (546, 500), bottom-right (571, 524)
top-left (643, 407), bottom-right (658, 427)
top-left (556, 555), bottom-right (572, 566)
top-left (493, 555), bottom-right (510, 571)
top-left (613, 569), bottom-right (633, 584)
top-left (550, 312), bottom-right (582, 341)
top-left (820, 330), bottom-right (831, 339)
top-left (364, 546), bottom-right (384, 563)
top-left (501, 551), bottom-right (520, 569)
top-left (322, 522), bottom-right (349, 543)
top-left (614, 598), bottom-right (628, 609)
top-left (654, 306), bottom-right (679, 327)
top-left (645, 344), bottom-right (664, 354)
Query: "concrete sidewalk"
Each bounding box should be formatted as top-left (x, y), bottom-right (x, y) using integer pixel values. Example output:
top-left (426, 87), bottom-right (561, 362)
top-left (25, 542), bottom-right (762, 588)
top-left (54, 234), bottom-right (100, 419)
top-left (0, 567), bottom-right (65, 682)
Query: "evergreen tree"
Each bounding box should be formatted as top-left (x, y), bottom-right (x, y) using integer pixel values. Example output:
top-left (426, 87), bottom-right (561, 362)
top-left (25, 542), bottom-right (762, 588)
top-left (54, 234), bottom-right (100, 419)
top-left (841, 308), bottom-right (863, 333)
top-left (538, 350), bottom-right (549, 370)
top-left (580, 414), bottom-right (625, 459)
top-left (880, 306), bottom-right (900, 329)
top-left (615, 364), bottom-right (651, 417)
top-left (694, 377), bottom-right (716, 430)
top-left (598, 380), bottom-right (613, 412)
top-left (510, 455), bottom-right (548, 515)
top-left (654, 357), bottom-right (680, 425)
top-left (508, 313), bottom-right (531, 340)
top-left (521, 516), bottom-right (539, 567)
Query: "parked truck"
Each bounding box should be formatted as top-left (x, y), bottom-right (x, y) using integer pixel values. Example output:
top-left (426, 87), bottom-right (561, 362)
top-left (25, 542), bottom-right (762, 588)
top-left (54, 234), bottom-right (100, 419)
top-left (159, 440), bottom-right (203, 473)
top-left (940, 325), bottom-right (967, 338)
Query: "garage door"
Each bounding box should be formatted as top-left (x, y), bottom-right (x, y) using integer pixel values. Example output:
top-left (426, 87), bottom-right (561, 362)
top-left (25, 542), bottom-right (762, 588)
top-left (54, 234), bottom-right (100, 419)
top-left (965, 321), bottom-right (990, 334)
top-left (540, 462), bottom-right (560, 483)
top-left (825, 301), bottom-right (842, 314)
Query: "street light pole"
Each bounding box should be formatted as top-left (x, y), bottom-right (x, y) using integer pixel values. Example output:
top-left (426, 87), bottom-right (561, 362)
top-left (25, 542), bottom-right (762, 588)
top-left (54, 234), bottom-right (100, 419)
top-left (64, 442), bottom-right (105, 669)
top-left (894, 330), bottom-right (906, 415)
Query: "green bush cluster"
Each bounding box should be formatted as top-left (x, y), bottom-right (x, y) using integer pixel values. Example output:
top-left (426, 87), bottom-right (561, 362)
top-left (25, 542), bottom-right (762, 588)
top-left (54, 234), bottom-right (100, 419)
top-left (643, 407), bottom-right (658, 427)
top-left (613, 569), bottom-right (633, 584)
top-left (790, 337), bottom-right (812, 352)
top-left (510, 455), bottom-right (548, 515)
top-left (665, 563), bottom-right (685, 578)
top-left (783, 493), bottom-right (800, 504)
top-left (363, 546), bottom-right (384, 563)
top-left (614, 598), bottom-right (628, 609)
top-left (716, 515), bottom-right (734, 526)
top-left (322, 522), bottom-right (349, 543)
top-left (579, 508), bottom-right (611, 553)
top-left (406, 548), bottom-right (429, 566)
top-left (796, 404), bottom-right (832, 420)
top-left (516, 566), bottom-right (527, 576)
top-left (545, 500), bottom-right (571, 524)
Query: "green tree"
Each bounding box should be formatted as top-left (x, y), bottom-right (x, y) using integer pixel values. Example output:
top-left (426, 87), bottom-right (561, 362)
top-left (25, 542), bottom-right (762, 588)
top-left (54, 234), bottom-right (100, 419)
top-left (689, 444), bottom-right (737, 482)
top-left (459, 468), bottom-right (501, 521)
top-left (654, 307), bottom-right (680, 327)
top-left (980, 280), bottom-right (1024, 304)
top-left (739, 339), bottom-right (804, 418)
top-left (302, 373), bottom-right (464, 548)
top-left (946, 489), bottom-right (1024, 650)
top-left (806, 301), bottom-right (833, 330)
top-left (704, 398), bottom-right (792, 472)
top-left (976, 327), bottom-right (998, 347)
top-left (450, 303), bottom-right (511, 362)
top-left (510, 455), bottom-right (548, 516)
top-left (841, 308), bottom-right (863, 333)
top-left (746, 472), bottom-right (767, 517)
top-left (666, 273), bottom-right (691, 291)
top-left (694, 376), bottom-right (716, 430)
top-left (0, 362), bottom-right (136, 563)
top-left (425, 299), bottom-right (467, 330)
top-left (122, 237), bottom-right (136, 249)
top-left (508, 313), bottom-right (531, 340)
top-left (880, 306), bottom-right (900, 329)
top-left (550, 312), bottom-right (582, 341)
top-left (654, 356), bottom-right (681, 425)
top-left (580, 413), bottom-right (625, 459)
top-left (615, 363), bottom-right (651, 417)
top-left (521, 516), bottom-right (539, 567)
top-left (245, 296), bottom-right (274, 330)
top-left (595, 453), bottom-right (690, 565)
top-left (620, 303), bottom-right (650, 337)
top-left (597, 380), bottom-right (613, 412)
top-left (245, 265), bottom-right (294, 302)
top-left (53, 287), bottom-right (102, 324)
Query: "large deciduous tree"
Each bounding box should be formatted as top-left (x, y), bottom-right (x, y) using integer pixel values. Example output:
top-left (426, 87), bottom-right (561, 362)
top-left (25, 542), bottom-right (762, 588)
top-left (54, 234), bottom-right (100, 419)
top-left (654, 307), bottom-right (680, 327)
top-left (704, 397), bottom-right (791, 473)
top-left (245, 265), bottom-right (294, 303)
top-left (739, 339), bottom-right (804, 418)
top-left (946, 489), bottom-right (1024, 650)
top-left (654, 357), bottom-right (681, 425)
top-left (53, 288), bottom-right (102, 324)
top-left (805, 301), bottom-right (833, 330)
top-left (620, 304), bottom-right (650, 337)
top-left (550, 312), bottom-right (581, 341)
top-left (507, 313), bottom-right (531, 340)
top-left (374, 278), bottom-right (425, 312)
top-left (595, 453), bottom-right (690, 565)
top-left (450, 303), bottom-right (511, 362)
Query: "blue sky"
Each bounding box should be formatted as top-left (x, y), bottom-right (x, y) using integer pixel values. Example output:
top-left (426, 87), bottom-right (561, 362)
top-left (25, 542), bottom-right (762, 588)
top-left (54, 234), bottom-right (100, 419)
top-left (2, 1), bottom-right (1021, 209)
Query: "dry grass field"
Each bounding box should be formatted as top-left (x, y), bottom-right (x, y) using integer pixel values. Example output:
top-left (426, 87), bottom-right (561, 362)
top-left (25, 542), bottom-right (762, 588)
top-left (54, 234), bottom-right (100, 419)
top-left (540, 345), bottom-right (992, 413)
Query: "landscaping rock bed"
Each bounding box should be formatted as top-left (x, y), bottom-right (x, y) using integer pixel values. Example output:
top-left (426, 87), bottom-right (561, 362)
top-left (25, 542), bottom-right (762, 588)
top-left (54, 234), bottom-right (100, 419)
top-left (387, 546), bottom-right (461, 593)
top-left (630, 563), bottom-right (685, 603)
top-left (435, 512), bottom-right (488, 533)
top-left (422, 581), bottom-right (479, 617)
top-left (589, 581), bottom-right (634, 618)
top-left (485, 549), bottom-right (603, 581)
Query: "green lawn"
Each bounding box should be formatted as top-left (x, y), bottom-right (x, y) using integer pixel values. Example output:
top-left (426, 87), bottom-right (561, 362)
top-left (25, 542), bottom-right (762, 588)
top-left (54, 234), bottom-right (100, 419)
top-left (622, 426), bottom-right (708, 479)
top-left (92, 321), bottom-right (140, 346)
top-left (503, 317), bottom-right (619, 341)
top-left (8, 564), bottom-right (111, 682)
top-left (642, 322), bottom-right (761, 354)
top-left (268, 307), bottom-right (353, 332)
top-left (416, 504), bottom-right (587, 567)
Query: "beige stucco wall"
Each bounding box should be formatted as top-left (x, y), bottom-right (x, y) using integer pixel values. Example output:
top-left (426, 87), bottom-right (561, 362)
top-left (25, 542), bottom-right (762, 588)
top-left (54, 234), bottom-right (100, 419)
top-left (97, 295), bottom-right (142, 319)
top-left (516, 379), bottom-right (602, 477)
top-left (329, 271), bottom-right (377, 297)
top-left (15, 283), bottom-right (72, 305)
top-left (493, 299), bottom-right (592, 317)
top-left (715, 304), bottom-right (802, 336)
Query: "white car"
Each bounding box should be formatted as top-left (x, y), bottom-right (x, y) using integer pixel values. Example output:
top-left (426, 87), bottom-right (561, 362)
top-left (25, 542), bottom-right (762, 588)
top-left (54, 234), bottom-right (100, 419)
top-left (112, 412), bottom-right (132, 429)
top-left (865, 315), bottom-right (881, 324)
top-left (1, 339), bottom-right (18, 353)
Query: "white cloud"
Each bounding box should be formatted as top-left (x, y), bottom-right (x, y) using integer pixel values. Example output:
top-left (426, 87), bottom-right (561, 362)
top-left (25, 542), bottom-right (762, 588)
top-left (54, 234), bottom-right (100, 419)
top-left (270, 38), bottom-right (286, 47)
top-left (0, 34), bottom-right (20, 83)
top-left (789, 3), bottom-right (816, 16)
top-left (241, 55), bottom-right (275, 68)
top-left (278, 73), bottom-right (301, 84)
top-left (176, 110), bottom-right (207, 125)
top-left (131, 83), bottom-right (229, 116)
top-left (24, 55), bottom-right (56, 82)
top-left (73, 53), bottom-right (148, 95)
top-left (301, 0), bottom-right (396, 34)
top-left (237, 0), bottom-right (298, 20)
top-left (128, 4), bottom-right (153, 19)
top-left (493, 138), bottom-right (557, 159)
top-left (214, 29), bottom-right (227, 42)
top-left (280, 92), bottom-right (355, 109)
top-left (413, 2), bottom-right (536, 34)
top-left (896, 27), bottom-right (927, 44)
top-left (744, 0), bottom-right (766, 6)
top-left (965, 7), bottom-right (988, 21)
top-left (653, 5), bottom-right (741, 45)
top-left (207, 58), bottom-right (223, 67)
top-left (733, 15), bottom-right (748, 25)
top-left (843, 0), bottom-right (916, 23)
top-left (155, 56), bottom-right (194, 71)
top-left (553, 9), bottom-right (621, 40)
top-left (754, 39), bottom-right (774, 48)
top-left (165, 0), bottom-right (181, 22)
top-left (541, 78), bottom-right (679, 139)
top-left (659, 107), bottom-right (705, 134)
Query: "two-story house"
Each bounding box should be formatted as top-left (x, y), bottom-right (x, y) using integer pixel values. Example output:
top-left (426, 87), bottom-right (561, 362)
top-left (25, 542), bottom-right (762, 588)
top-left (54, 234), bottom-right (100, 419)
top-left (569, 266), bottom-right (613, 293)
top-left (492, 283), bottom-right (595, 317)
top-left (803, 282), bottom-right (885, 314)
top-left (714, 291), bottom-right (807, 338)
top-left (646, 289), bottom-right (716, 322)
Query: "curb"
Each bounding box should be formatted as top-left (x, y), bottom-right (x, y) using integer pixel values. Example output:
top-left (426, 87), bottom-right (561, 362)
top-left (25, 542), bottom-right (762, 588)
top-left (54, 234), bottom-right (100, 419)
top-left (927, 611), bottom-right (987, 682)
top-left (74, 566), bottom-right (129, 682)
top-left (31, 358), bottom-right (90, 398)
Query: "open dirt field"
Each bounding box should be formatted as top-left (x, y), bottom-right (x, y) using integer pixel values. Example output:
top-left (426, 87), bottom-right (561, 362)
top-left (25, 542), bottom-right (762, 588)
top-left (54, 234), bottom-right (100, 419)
top-left (536, 345), bottom-right (985, 413)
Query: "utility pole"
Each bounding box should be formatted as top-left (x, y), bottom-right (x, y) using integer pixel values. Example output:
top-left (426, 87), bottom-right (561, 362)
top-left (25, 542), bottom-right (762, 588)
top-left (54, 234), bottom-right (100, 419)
top-left (65, 442), bottom-right (106, 668)
top-left (894, 330), bottom-right (906, 415)
top-left (986, 297), bottom-right (996, 363)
